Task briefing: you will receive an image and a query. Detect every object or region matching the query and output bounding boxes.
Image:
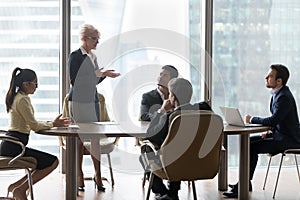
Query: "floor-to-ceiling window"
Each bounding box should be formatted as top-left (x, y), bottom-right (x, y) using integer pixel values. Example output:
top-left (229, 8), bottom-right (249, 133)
top-left (3, 0), bottom-right (297, 174)
top-left (0, 0), bottom-right (206, 176)
top-left (0, 0), bottom-right (60, 155)
top-left (212, 0), bottom-right (300, 167)
top-left (70, 0), bottom-right (205, 175)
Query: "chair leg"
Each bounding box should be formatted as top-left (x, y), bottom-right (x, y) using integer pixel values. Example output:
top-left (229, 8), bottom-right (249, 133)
top-left (26, 168), bottom-right (34, 200)
top-left (146, 172), bottom-right (154, 200)
top-left (263, 155), bottom-right (272, 190)
top-left (191, 181), bottom-right (197, 200)
top-left (142, 171), bottom-right (147, 187)
top-left (59, 146), bottom-right (66, 174)
top-left (107, 153), bottom-right (114, 187)
top-left (294, 154), bottom-right (300, 182)
top-left (273, 154), bottom-right (284, 198)
top-left (135, 137), bottom-right (141, 146)
top-left (188, 181), bottom-right (191, 188)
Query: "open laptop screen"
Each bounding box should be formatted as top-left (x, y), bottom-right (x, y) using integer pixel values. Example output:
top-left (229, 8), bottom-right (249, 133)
top-left (219, 106), bottom-right (262, 127)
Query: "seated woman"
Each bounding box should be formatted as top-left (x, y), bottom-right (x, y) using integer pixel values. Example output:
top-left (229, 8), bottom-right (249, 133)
top-left (0, 67), bottom-right (71, 200)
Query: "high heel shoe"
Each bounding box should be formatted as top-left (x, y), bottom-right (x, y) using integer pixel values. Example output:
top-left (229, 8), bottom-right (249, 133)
top-left (7, 184), bottom-right (15, 197)
top-left (7, 186), bottom-right (30, 198)
top-left (78, 185), bottom-right (85, 192)
top-left (78, 175), bottom-right (85, 192)
top-left (12, 187), bottom-right (27, 200)
top-left (93, 177), bottom-right (105, 192)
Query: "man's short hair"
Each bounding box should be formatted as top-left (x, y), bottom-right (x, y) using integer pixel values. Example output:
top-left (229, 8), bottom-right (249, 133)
top-left (270, 64), bottom-right (290, 85)
top-left (162, 65), bottom-right (178, 79)
top-left (168, 78), bottom-right (193, 104)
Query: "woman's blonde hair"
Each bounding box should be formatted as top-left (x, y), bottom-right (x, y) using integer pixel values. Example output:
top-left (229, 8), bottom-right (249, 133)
top-left (79, 23), bottom-right (100, 41)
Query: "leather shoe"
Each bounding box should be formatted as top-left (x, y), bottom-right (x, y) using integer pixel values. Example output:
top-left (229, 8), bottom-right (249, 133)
top-left (228, 182), bottom-right (252, 192)
top-left (154, 193), bottom-right (163, 200)
top-left (223, 191), bottom-right (238, 198)
top-left (78, 186), bottom-right (85, 192)
top-left (156, 194), bottom-right (179, 200)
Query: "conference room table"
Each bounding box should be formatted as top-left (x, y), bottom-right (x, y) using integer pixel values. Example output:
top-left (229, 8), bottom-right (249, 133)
top-left (219, 125), bottom-right (270, 200)
top-left (37, 121), bottom-right (149, 200)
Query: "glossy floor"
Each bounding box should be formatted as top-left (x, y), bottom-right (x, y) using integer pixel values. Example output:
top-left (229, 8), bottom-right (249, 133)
top-left (0, 165), bottom-right (300, 200)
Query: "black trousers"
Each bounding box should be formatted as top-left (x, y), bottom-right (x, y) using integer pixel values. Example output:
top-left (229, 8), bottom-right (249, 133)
top-left (250, 135), bottom-right (300, 180)
top-left (152, 174), bottom-right (181, 196)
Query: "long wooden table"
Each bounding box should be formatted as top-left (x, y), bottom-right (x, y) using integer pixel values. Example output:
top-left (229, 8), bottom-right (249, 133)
top-left (37, 121), bottom-right (268, 200)
top-left (218, 125), bottom-right (270, 200)
top-left (37, 122), bottom-right (149, 200)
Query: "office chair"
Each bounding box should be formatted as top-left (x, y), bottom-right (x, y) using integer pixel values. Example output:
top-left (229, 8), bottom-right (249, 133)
top-left (59, 93), bottom-right (119, 186)
top-left (0, 131), bottom-right (37, 200)
top-left (144, 110), bottom-right (224, 200)
top-left (263, 149), bottom-right (300, 198)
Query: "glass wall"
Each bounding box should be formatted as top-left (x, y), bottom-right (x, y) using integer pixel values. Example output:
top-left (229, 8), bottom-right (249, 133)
top-left (211, 0), bottom-right (300, 167)
top-left (1, 0), bottom-right (298, 172)
top-left (70, 0), bottom-right (201, 121)
top-left (0, 0), bottom-right (60, 154)
top-left (0, 0), bottom-right (203, 174)
top-left (70, 0), bottom-right (203, 174)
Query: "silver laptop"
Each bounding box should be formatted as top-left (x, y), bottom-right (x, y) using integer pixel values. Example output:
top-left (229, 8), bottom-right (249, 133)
top-left (219, 106), bottom-right (262, 127)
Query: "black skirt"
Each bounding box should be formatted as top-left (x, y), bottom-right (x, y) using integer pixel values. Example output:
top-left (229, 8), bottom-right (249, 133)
top-left (0, 131), bottom-right (57, 170)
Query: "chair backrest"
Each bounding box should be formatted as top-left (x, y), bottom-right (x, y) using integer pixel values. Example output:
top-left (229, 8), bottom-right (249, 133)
top-left (59, 93), bottom-right (112, 146)
top-left (62, 93), bottom-right (110, 122)
top-left (158, 110), bottom-right (224, 181)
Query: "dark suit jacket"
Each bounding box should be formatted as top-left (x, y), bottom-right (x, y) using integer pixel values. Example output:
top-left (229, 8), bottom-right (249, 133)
top-left (67, 48), bottom-right (105, 103)
top-left (145, 103), bottom-right (205, 148)
top-left (251, 85), bottom-right (300, 143)
top-left (139, 89), bottom-right (163, 121)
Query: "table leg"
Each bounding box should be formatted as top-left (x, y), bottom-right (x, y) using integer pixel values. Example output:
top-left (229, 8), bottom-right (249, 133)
top-left (66, 137), bottom-right (78, 200)
top-left (239, 134), bottom-right (249, 200)
top-left (218, 135), bottom-right (228, 191)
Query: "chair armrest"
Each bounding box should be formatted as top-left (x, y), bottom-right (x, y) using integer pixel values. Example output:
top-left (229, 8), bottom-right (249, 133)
top-left (140, 140), bottom-right (159, 151)
top-left (0, 130), bottom-right (8, 134)
top-left (113, 137), bottom-right (120, 146)
top-left (0, 135), bottom-right (26, 165)
top-left (58, 136), bottom-right (66, 147)
top-left (140, 140), bottom-right (161, 170)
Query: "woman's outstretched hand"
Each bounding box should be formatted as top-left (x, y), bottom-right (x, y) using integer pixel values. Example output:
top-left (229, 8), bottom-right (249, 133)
top-left (102, 69), bottom-right (120, 78)
top-left (53, 114), bottom-right (72, 127)
top-left (95, 68), bottom-right (120, 78)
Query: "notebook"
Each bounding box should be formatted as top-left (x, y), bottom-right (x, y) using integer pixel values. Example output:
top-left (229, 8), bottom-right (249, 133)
top-left (219, 106), bottom-right (262, 127)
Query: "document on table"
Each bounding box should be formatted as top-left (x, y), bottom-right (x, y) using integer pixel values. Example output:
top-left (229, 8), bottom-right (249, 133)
top-left (93, 121), bottom-right (119, 125)
top-left (51, 124), bottom-right (80, 130)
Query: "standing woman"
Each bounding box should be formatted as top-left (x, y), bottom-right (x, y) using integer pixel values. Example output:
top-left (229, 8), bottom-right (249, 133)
top-left (68, 23), bottom-right (120, 192)
top-left (0, 67), bottom-right (71, 200)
